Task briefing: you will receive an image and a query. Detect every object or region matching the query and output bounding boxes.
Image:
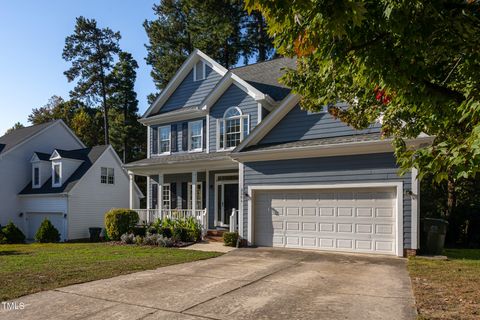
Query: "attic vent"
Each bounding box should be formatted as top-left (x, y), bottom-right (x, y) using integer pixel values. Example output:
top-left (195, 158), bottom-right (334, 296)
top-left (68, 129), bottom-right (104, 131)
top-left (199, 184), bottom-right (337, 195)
top-left (194, 61), bottom-right (205, 81)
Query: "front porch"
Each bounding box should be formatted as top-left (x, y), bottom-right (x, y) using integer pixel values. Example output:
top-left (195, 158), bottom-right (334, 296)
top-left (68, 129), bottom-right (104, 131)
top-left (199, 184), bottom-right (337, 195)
top-left (127, 165), bottom-right (241, 234)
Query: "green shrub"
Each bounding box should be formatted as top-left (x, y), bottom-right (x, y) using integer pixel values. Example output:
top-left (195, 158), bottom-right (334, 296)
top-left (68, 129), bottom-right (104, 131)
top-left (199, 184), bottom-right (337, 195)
top-left (104, 209), bottom-right (139, 240)
top-left (223, 232), bottom-right (239, 247)
top-left (157, 227), bottom-right (172, 238)
top-left (133, 226), bottom-right (146, 237)
top-left (35, 219), bottom-right (60, 243)
top-left (172, 226), bottom-right (191, 242)
top-left (2, 222), bottom-right (26, 244)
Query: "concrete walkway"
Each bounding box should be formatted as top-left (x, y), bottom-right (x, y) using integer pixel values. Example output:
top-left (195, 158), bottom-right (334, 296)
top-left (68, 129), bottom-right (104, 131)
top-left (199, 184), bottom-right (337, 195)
top-left (0, 248), bottom-right (416, 320)
top-left (180, 241), bottom-right (236, 253)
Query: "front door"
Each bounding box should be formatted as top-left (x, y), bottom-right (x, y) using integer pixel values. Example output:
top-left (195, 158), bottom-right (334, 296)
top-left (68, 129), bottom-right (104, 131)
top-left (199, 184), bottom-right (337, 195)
top-left (215, 174), bottom-right (239, 227)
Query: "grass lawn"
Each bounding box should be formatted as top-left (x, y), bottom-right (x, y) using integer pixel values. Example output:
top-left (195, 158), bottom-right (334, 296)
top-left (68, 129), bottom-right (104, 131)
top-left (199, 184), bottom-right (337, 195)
top-left (408, 249), bottom-right (480, 320)
top-left (0, 243), bottom-right (222, 301)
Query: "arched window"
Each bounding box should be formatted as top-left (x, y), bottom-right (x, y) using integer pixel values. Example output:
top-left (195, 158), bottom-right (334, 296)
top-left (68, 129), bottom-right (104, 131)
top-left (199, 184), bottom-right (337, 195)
top-left (217, 107), bottom-right (249, 149)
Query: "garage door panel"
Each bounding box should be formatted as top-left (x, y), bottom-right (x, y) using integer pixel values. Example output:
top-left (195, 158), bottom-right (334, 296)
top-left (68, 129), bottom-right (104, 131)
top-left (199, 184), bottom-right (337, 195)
top-left (254, 187), bottom-right (397, 255)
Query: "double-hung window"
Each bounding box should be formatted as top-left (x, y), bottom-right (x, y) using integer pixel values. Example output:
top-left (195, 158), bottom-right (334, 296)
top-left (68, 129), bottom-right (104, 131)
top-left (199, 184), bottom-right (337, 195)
top-left (188, 120), bottom-right (203, 151)
top-left (162, 184), bottom-right (171, 209)
top-left (217, 107), bottom-right (249, 150)
top-left (52, 163), bottom-right (61, 187)
top-left (159, 126), bottom-right (171, 154)
top-left (33, 166), bottom-right (40, 188)
top-left (101, 167), bottom-right (114, 184)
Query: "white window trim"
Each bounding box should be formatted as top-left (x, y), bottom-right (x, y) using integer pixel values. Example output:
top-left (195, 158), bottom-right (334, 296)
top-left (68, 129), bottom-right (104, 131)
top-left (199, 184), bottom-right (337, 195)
top-left (193, 60), bottom-right (206, 82)
top-left (187, 182), bottom-right (203, 209)
top-left (216, 107), bottom-right (249, 151)
top-left (158, 125), bottom-right (171, 155)
top-left (107, 167), bottom-right (115, 185)
top-left (52, 162), bottom-right (62, 187)
top-left (32, 166), bottom-right (41, 188)
top-left (188, 120), bottom-right (203, 152)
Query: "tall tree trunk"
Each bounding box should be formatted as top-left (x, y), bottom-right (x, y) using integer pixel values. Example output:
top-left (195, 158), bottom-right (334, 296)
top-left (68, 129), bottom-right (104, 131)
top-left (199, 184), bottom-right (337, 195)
top-left (256, 12), bottom-right (266, 62)
top-left (446, 178), bottom-right (456, 218)
top-left (101, 72), bottom-right (109, 146)
top-left (123, 96), bottom-right (128, 163)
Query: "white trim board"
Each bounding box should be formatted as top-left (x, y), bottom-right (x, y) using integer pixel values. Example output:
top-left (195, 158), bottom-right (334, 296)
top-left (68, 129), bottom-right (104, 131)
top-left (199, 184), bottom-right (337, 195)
top-left (247, 182), bottom-right (404, 257)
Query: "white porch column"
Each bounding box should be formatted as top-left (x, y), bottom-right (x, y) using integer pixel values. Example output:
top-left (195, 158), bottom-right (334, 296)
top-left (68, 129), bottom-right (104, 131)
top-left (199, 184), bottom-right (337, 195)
top-left (146, 176), bottom-right (151, 210)
top-left (206, 170), bottom-right (209, 222)
top-left (158, 174), bottom-right (164, 215)
top-left (192, 171), bottom-right (197, 214)
top-left (128, 172), bottom-right (134, 209)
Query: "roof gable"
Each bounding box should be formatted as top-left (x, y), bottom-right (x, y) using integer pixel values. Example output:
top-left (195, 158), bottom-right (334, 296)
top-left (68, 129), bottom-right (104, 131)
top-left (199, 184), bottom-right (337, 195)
top-left (143, 49), bottom-right (228, 118)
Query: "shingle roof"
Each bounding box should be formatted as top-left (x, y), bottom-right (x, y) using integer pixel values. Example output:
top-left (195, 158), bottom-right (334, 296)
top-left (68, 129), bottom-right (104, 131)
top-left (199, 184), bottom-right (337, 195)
top-left (242, 133), bottom-right (384, 152)
top-left (20, 145), bottom-right (109, 195)
top-left (124, 151), bottom-right (232, 167)
top-left (231, 57), bottom-right (296, 101)
top-left (0, 121), bottom-right (57, 155)
top-left (54, 149), bottom-right (89, 160)
top-left (34, 152), bottom-right (51, 161)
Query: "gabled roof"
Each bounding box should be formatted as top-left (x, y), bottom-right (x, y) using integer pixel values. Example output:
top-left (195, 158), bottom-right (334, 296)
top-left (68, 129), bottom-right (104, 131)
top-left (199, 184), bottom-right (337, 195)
top-left (231, 57), bottom-right (296, 101)
top-left (32, 152), bottom-right (51, 162)
top-left (0, 120), bottom-right (85, 157)
top-left (143, 49), bottom-right (229, 118)
top-left (51, 149), bottom-right (88, 161)
top-left (20, 145), bottom-right (109, 195)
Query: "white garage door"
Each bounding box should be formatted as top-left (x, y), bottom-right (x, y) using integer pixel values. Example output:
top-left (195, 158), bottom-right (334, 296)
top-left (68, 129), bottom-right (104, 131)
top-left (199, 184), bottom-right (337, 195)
top-left (254, 187), bottom-right (397, 255)
top-left (26, 212), bottom-right (65, 241)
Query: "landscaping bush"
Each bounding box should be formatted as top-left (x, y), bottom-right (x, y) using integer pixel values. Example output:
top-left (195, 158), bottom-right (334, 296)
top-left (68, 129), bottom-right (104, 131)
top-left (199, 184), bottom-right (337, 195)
top-left (157, 226), bottom-right (173, 238)
top-left (104, 209), bottom-right (139, 240)
top-left (150, 217), bottom-right (202, 243)
top-left (120, 233), bottom-right (135, 244)
top-left (35, 219), bottom-right (60, 243)
top-left (133, 226), bottom-right (146, 237)
top-left (2, 222), bottom-right (26, 244)
top-left (172, 226), bottom-right (191, 242)
top-left (223, 232), bottom-right (239, 247)
top-left (135, 235), bottom-right (143, 245)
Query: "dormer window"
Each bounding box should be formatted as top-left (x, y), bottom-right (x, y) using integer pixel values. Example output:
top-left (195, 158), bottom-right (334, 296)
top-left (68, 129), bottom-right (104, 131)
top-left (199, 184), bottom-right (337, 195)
top-left (193, 61), bottom-right (205, 81)
top-left (33, 166), bottom-right (40, 188)
top-left (52, 163), bottom-right (61, 187)
top-left (217, 107), bottom-right (249, 150)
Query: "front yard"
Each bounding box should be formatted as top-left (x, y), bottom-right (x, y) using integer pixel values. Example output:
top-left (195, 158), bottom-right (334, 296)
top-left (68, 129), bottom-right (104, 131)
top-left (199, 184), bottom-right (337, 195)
top-left (0, 243), bottom-right (222, 301)
top-left (408, 249), bottom-right (480, 320)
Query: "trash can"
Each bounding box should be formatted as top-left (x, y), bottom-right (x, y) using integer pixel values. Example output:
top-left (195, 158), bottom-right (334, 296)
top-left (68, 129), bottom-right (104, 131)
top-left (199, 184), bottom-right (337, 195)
top-left (421, 218), bottom-right (448, 255)
top-left (89, 227), bottom-right (102, 242)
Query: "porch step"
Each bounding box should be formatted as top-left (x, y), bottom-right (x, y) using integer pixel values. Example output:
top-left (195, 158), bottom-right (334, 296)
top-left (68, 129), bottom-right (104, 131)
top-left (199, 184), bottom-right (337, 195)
top-left (204, 235), bottom-right (224, 243)
top-left (207, 230), bottom-right (227, 237)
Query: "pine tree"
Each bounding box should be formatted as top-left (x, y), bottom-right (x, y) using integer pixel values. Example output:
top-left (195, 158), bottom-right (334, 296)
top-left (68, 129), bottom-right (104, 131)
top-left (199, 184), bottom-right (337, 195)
top-left (63, 16), bottom-right (121, 145)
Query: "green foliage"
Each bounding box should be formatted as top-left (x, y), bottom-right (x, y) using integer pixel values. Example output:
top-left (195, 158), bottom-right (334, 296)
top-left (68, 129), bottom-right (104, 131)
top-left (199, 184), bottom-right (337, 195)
top-left (151, 216), bottom-right (202, 243)
top-left (63, 16), bottom-right (121, 145)
top-left (104, 209), bottom-right (139, 240)
top-left (246, 0), bottom-right (480, 185)
top-left (223, 232), bottom-right (239, 247)
top-left (1, 222), bottom-right (25, 244)
top-left (144, 0), bottom-right (274, 91)
top-left (35, 219), bottom-right (60, 243)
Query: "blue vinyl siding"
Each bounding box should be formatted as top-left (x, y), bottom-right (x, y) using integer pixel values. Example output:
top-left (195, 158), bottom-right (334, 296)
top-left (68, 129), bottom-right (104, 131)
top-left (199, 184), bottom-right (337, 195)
top-left (242, 153), bottom-right (413, 249)
top-left (209, 84), bottom-right (259, 152)
top-left (260, 104), bottom-right (381, 145)
top-left (160, 65), bottom-right (222, 114)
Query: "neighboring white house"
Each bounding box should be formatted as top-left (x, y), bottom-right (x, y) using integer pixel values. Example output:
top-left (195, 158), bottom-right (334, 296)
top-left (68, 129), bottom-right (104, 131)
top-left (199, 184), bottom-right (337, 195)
top-left (0, 120), bottom-right (85, 228)
top-left (0, 120), bottom-right (143, 241)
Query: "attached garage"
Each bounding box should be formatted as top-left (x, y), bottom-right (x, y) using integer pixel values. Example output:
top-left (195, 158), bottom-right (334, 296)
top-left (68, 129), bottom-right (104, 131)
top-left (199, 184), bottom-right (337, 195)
top-left (26, 212), bottom-right (66, 241)
top-left (250, 184), bottom-right (403, 256)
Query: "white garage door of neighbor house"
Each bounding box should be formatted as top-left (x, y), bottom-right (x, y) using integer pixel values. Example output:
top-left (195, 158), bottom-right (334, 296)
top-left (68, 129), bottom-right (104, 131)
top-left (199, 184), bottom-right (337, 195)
top-left (26, 213), bottom-right (65, 241)
top-left (254, 188), bottom-right (397, 255)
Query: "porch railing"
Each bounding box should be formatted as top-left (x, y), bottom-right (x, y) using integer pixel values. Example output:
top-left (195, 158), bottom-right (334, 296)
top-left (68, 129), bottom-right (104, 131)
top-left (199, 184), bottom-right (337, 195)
top-left (134, 208), bottom-right (208, 231)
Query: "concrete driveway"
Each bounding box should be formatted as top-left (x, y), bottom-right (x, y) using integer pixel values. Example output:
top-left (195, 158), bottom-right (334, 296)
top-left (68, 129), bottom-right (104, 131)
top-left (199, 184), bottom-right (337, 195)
top-left (0, 248), bottom-right (416, 320)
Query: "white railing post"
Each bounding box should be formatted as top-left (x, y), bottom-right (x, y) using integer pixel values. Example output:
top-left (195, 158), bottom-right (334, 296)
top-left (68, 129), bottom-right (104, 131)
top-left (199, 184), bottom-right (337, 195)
top-left (129, 173), bottom-right (134, 210)
top-left (229, 209), bottom-right (237, 233)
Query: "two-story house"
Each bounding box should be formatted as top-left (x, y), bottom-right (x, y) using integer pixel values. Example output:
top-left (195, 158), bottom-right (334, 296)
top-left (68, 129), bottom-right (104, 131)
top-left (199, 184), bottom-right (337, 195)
top-left (125, 49), bottom-right (431, 256)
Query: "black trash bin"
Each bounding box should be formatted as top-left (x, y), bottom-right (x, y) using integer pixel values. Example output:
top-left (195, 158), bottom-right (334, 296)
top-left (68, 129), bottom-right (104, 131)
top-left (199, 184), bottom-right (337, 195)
top-left (89, 227), bottom-right (102, 242)
top-left (421, 218), bottom-right (448, 255)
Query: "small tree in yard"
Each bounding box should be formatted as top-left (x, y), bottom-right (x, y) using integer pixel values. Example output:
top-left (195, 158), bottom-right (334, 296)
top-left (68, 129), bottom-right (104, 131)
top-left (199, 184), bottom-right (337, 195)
top-left (1, 222), bottom-right (25, 244)
top-left (35, 219), bottom-right (61, 243)
top-left (104, 209), bottom-right (139, 240)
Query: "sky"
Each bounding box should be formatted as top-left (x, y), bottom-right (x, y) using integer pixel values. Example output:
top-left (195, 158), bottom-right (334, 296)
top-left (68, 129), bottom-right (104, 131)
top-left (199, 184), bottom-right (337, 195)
top-left (0, 0), bottom-right (158, 135)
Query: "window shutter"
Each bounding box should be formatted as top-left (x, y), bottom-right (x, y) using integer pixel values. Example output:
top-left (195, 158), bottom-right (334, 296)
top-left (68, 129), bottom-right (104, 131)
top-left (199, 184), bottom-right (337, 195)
top-left (202, 118), bottom-right (206, 150)
top-left (151, 126), bottom-right (158, 155)
top-left (182, 122), bottom-right (188, 151)
top-left (171, 124), bottom-right (178, 152)
top-left (181, 182), bottom-right (188, 209)
top-left (170, 182), bottom-right (177, 209)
